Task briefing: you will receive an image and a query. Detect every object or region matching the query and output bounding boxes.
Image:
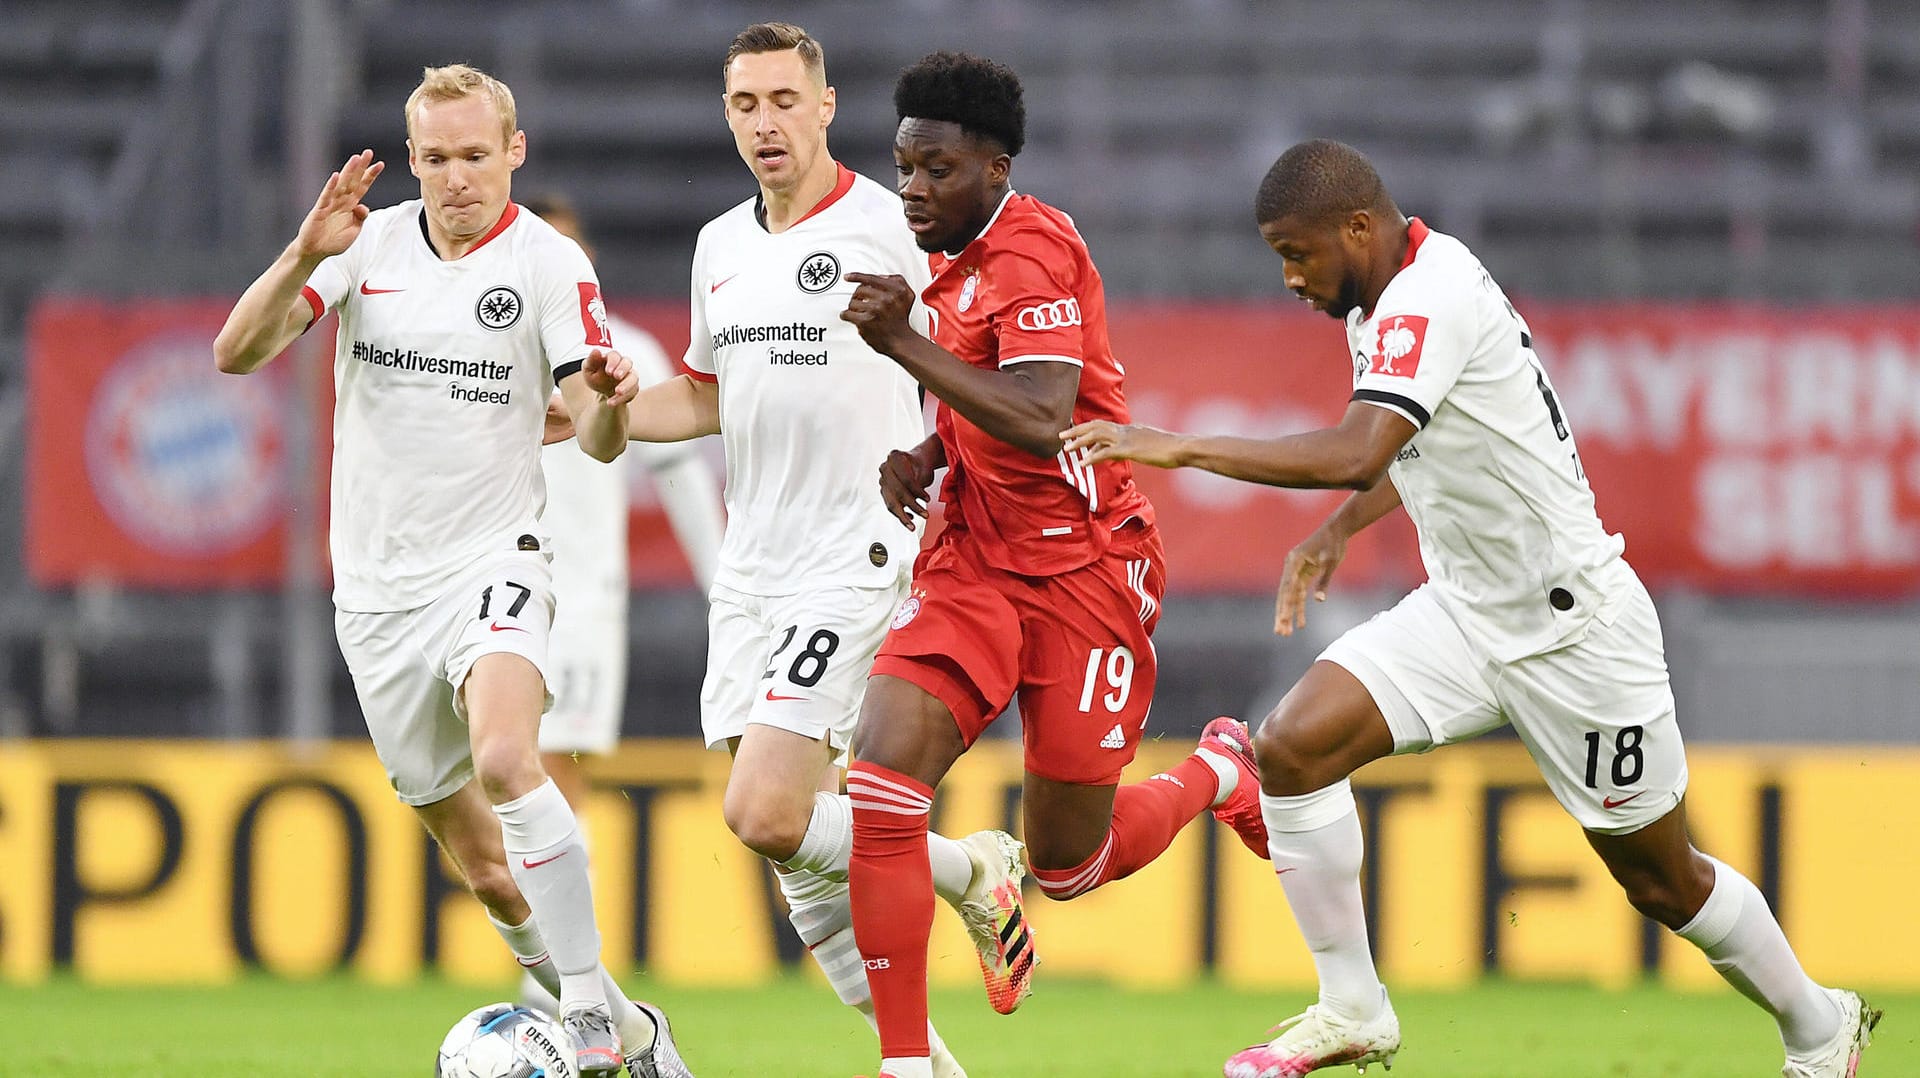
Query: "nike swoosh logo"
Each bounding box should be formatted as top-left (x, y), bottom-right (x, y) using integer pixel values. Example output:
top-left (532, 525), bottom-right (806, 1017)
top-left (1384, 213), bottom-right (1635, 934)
top-left (710, 274), bottom-right (738, 293)
top-left (1602, 792), bottom-right (1645, 809)
top-left (359, 282), bottom-right (405, 295)
top-left (764, 688), bottom-right (806, 702)
top-left (521, 851), bottom-right (568, 869)
top-left (489, 621), bottom-right (529, 634)
top-left (1274, 867), bottom-right (1298, 876)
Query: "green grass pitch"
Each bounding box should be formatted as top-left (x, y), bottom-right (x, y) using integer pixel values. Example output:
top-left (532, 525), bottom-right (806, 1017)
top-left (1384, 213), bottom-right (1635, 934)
top-left (7, 976), bottom-right (1911, 1076)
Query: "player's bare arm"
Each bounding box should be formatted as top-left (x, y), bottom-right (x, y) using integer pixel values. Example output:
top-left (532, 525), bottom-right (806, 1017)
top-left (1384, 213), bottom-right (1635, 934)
top-left (624, 374), bottom-right (721, 443)
top-left (555, 348), bottom-right (636, 462)
top-left (1274, 475), bottom-right (1403, 636)
top-left (214, 150), bottom-right (385, 374)
top-left (842, 270), bottom-right (1078, 458)
top-left (878, 432), bottom-right (946, 530)
top-left (1062, 399), bottom-right (1416, 491)
top-left (542, 392), bottom-right (575, 445)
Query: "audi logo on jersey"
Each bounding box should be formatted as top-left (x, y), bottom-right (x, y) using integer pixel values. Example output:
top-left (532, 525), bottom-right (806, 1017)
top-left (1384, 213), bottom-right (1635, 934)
top-left (1016, 298), bottom-right (1081, 332)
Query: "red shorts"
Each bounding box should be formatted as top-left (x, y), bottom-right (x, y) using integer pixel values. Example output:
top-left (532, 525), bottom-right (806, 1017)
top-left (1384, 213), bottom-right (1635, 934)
top-left (872, 523), bottom-right (1166, 785)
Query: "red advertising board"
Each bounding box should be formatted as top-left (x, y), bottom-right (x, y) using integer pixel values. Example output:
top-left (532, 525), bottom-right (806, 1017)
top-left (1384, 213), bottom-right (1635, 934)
top-left (29, 296), bottom-right (1920, 598)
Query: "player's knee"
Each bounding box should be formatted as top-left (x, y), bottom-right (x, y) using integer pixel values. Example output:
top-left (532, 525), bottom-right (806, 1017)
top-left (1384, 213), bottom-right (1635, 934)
top-left (1253, 718), bottom-right (1324, 796)
top-left (470, 739), bottom-right (540, 803)
top-left (722, 793), bottom-right (808, 862)
top-left (1612, 863), bottom-right (1695, 929)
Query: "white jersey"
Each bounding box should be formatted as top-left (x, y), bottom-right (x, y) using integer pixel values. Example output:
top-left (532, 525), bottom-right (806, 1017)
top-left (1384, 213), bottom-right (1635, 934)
top-left (540, 314), bottom-right (671, 619)
top-left (303, 200), bottom-right (610, 612)
top-left (684, 164), bottom-right (929, 596)
top-left (1347, 218), bottom-right (1627, 662)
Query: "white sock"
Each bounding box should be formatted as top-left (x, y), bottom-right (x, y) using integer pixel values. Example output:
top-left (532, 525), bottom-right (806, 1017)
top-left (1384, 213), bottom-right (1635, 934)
top-left (928, 833), bottom-right (973, 904)
top-left (1261, 783), bottom-right (1384, 1021)
top-left (495, 780), bottom-right (606, 1010)
top-left (1193, 747), bottom-right (1239, 807)
top-left (490, 911), bottom-right (562, 1000)
top-left (780, 869), bottom-right (868, 1006)
top-left (1675, 855), bottom-right (1840, 1054)
top-left (780, 791), bottom-right (974, 902)
top-left (879, 1058), bottom-right (933, 1078)
top-left (608, 989), bottom-right (655, 1054)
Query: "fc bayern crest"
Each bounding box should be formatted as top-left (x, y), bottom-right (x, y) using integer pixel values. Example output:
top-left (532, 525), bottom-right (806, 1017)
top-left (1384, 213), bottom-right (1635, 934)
top-left (797, 251), bottom-right (840, 294)
top-left (87, 331), bottom-right (283, 554)
top-left (957, 272), bottom-right (979, 312)
top-left (475, 285), bottom-right (522, 330)
top-left (891, 593), bottom-right (924, 630)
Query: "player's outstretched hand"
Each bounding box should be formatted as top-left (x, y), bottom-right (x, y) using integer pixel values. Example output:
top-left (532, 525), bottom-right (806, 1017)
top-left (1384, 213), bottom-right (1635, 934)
top-left (542, 391), bottom-right (575, 445)
top-left (295, 150), bottom-right (384, 259)
top-left (1060, 419), bottom-right (1185, 468)
top-left (879, 446), bottom-right (938, 531)
top-left (1275, 525), bottom-right (1348, 636)
top-left (841, 272), bottom-right (917, 355)
top-left (581, 347), bottom-right (638, 406)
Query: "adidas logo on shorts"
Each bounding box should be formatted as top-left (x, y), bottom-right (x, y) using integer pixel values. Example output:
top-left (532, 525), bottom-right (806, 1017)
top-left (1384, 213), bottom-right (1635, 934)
top-left (1099, 724), bottom-right (1126, 749)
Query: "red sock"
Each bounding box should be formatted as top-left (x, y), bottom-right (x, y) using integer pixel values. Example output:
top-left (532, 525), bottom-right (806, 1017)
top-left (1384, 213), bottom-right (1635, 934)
top-left (847, 761), bottom-right (934, 1060)
top-left (1031, 755), bottom-right (1218, 900)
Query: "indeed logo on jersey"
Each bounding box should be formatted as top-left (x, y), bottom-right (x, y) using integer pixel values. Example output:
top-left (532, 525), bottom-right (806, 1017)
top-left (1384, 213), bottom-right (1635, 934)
top-left (1367, 314), bottom-right (1429, 378)
top-left (351, 340), bottom-right (515, 405)
top-left (1016, 297), bottom-right (1081, 331)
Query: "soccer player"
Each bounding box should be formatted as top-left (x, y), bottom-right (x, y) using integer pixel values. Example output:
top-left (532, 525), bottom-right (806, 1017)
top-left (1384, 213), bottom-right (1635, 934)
top-left (838, 52), bottom-right (1270, 1078)
top-left (211, 65), bottom-right (692, 1078)
top-left (615, 25), bottom-right (1018, 1076)
top-left (518, 192), bottom-right (726, 1017)
top-left (1061, 139), bottom-right (1878, 1078)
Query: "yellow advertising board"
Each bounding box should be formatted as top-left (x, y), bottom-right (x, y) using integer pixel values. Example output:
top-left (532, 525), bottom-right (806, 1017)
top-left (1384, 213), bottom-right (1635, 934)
top-left (0, 739), bottom-right (1912, 988)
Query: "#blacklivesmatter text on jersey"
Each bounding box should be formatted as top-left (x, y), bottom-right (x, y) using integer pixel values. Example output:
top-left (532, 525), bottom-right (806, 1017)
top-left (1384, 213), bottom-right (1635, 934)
top-left (351, 339), bottom-right (516, 404)
top-left (711, 321), bottom-right (830, 367)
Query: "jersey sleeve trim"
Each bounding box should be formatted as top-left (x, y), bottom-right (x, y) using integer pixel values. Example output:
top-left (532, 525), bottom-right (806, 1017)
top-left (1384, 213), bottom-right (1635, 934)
top-left (679, 361), bottom-right (718, 384)
top-left (300, 285), bottom-right (324, 327)
top-left (552, 359), bottom-right (585, 383)
top-left (1352, 388), bottom-right (1430, 428)
top-left (998, 353), bottom-right (1084, 369)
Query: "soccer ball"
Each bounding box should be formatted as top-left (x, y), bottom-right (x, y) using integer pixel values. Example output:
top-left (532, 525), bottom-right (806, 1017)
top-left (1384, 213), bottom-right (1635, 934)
top-left (436, 1002), bottom-right (578, 1078)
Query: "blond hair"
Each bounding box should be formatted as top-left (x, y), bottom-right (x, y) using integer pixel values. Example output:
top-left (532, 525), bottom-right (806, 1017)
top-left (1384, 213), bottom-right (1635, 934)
top-left (724, 22), bottom-right (826, 88)
top-left (405, 63), bottom-right (517, 146)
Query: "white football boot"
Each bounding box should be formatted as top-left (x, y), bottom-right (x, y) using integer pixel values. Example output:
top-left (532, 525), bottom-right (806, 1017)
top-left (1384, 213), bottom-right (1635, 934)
top-left (623, 999), bottom-right (696, 1078)
top-left (1222, 989), bottom-right (1400, 1078)
top-left (951, 829), bottom-right (1038, 1015)
top-left (562, 1003), bottom-right (626, 1077)
top-left (1783, 989), bottom-right (1879, 1078)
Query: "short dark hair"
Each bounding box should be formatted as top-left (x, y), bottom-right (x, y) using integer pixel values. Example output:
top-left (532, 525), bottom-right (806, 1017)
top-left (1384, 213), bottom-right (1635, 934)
top-left (1255, 139), bottom-right (1394, 226)
top-left (725, 22), bottom-right (826, 87)
top-left (893, 51), bottom-right (1026, 157)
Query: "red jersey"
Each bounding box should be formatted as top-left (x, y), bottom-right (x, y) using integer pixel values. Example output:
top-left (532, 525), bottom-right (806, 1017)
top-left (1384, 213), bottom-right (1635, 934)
top-left (922, 192), bottom-right (1154, 577)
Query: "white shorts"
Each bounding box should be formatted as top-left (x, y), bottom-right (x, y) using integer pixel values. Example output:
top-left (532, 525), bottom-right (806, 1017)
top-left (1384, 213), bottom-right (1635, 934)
top-left (335, 552), bottom-right (554, 806)
top-left (540, 606), bottom-right (627, 755)
top-left (1319, 573), bottom-right (1687, 835)
top-left (700, 580), bottom-right (908, 767)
